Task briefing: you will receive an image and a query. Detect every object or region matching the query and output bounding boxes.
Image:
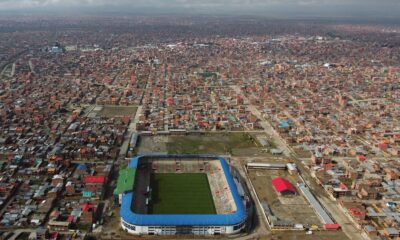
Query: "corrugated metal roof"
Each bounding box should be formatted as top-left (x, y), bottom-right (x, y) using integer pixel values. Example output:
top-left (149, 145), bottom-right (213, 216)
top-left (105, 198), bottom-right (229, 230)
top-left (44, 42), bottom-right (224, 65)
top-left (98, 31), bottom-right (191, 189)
top-left (298, 183), bottom-right (334, 224)
top-left (271, 177), bottom-right (296, 193)
top-left (77, 164), bottom-right (87, 171)
top-left (247, 163), bottom-right (286, 169)
top-left (84, 175), bottom-right (105, 184)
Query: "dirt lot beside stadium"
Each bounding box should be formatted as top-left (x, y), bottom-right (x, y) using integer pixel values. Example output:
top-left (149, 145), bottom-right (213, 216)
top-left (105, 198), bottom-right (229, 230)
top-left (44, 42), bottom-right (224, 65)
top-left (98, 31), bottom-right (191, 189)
top-left (138, 133), bottom-right (278, 157)
top-left (265, 230), bottom-right (348, 240)
top-left (248, 169), bottom-right (322, 227)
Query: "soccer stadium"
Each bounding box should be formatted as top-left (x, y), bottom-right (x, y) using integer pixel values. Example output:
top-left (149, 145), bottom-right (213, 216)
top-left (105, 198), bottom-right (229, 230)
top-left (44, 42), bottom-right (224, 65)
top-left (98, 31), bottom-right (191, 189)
top-left (114, 154), bottom-right (248, 235)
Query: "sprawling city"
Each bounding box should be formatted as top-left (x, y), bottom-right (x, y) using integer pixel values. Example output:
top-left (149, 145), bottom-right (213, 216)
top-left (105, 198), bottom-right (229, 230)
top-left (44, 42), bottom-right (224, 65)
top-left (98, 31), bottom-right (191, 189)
top-left (0, 1), bottom-right (399, 239)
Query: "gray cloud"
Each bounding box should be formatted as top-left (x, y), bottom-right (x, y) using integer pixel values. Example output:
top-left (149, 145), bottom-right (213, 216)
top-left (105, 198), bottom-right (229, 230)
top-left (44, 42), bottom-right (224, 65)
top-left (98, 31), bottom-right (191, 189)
top-left (0, 0), bottom-right (399, 16)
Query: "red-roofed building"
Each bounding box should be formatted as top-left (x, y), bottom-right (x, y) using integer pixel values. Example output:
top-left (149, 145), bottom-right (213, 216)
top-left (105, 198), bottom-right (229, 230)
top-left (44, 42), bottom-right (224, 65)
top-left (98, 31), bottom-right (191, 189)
top-left (339, 182), bottom-right (348, 190)
top-left (356, 155), bottom-right (367, 162)
top-left (67, 215), bottom-right (75, 223)
top-left (81, 203), bottom-right (98, 223)
top-left (84, 176), bottom-right (106, 184)
top-left (271, 177), bottom-right (296, 195)
top-left (84, 176), bottom-right (106, 198)
top-left (50, 232), bottom-right (58, 240)
top-left (324, 224), bottom-right (340, 230)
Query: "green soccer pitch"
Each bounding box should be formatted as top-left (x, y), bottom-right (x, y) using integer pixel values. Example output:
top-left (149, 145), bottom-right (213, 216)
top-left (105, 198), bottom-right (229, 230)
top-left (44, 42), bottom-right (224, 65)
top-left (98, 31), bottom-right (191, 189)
top-left (149, 173), bottom-right (216, 214)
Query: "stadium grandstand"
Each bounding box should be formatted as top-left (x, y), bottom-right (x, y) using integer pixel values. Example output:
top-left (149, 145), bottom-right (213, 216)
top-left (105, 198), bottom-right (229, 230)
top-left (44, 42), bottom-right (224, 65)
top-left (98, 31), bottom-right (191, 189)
top-left (115, 154), bottom-right (248, 235)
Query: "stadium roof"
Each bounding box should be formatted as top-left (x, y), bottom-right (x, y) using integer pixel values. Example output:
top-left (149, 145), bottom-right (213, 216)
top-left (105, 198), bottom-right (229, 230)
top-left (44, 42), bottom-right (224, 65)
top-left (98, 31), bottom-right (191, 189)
top-left (121, 155), bottom-right (247, 226)
top-left (271, 177), bottom-right (296, 193)
top-left (114, 168), bottom-right (136, 195)
top-left (129, 157), bottom-right (138, 168)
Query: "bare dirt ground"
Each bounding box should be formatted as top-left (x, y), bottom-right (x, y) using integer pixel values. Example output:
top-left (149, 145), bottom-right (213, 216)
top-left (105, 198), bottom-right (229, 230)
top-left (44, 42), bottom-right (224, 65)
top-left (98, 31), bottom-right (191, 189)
top-left (138, 135), bottom-right (169, 153)
top-left (263, 230), bottom-right (348, 240)
top-left (98, 105), bottom-right (138, 118)
top-left (138, 133), bottom-right (278, 157)
top-left (248, 169), bottom-right (322, 227)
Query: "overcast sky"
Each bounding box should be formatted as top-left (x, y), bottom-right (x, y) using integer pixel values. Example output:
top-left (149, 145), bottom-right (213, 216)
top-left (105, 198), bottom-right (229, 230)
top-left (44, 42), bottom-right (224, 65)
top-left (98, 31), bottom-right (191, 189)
top-left (0, 0), bottom-right (399, 17)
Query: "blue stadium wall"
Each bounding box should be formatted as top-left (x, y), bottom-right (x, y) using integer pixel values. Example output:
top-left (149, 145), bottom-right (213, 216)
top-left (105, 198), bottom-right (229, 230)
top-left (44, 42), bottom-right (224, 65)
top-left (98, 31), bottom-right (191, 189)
top-left (120, 154), bottom-right (247, 235)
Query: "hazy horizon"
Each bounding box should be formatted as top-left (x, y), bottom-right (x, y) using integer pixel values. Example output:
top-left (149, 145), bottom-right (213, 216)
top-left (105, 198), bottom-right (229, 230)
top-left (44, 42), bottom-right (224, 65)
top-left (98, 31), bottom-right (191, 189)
top-left (0, 0), bottom-right (399, 19)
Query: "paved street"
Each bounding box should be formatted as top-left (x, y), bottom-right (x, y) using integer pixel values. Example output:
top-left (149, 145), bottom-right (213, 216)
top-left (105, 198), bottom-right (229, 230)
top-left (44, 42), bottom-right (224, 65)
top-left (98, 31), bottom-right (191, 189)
top-left (118, 105), bottom-right (143, 159)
